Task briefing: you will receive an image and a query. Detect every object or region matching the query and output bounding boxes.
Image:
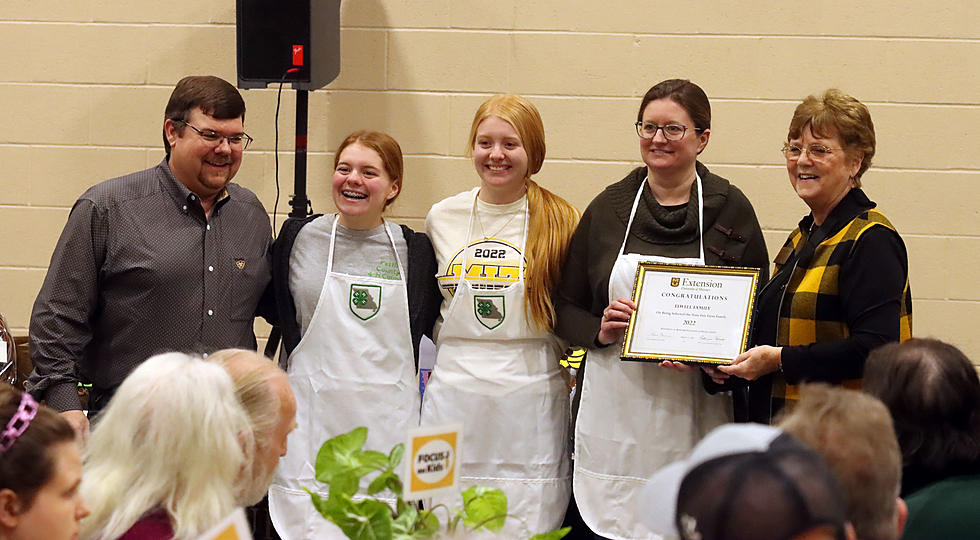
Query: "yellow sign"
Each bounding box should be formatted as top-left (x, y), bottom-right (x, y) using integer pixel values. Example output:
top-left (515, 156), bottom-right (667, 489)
top-left (403, 423), bottom-right (462, 501)
top-left (195, 507), bottom-right (250, 540)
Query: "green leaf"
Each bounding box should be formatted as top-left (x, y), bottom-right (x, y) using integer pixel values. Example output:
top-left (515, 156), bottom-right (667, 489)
top-left (385, 474), bottom-right (403, 496)
top-left (331, 471), bottom-right (361, 498)
top-left (358, 450), bottom-right (391, 475)
top-left (388, 443), bottom-right (405, 469)
top-left (415, 509), bottom-right (440, 538)
top-left (391, 504), bottom-right (417, 534)
top-left (315, 427), bottom-right (369, 483)
top-left (395, 498), bottom-right (412, 515)
top-left (304, 488), bottom-right (332, 519)
top-left (368, 471), bottom-right (396, 495)
top-left (529, 526), bottom-right (572, 540)
top-left (327, 497), bottom-right (395, 540)
top-left (460, 486), bottom-right (507, 533)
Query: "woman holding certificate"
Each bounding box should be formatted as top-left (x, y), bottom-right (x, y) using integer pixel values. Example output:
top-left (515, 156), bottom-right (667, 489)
top-left (554, 79), bottom-right (769, 539)
top-left (718, 89), bottom-right (912, 423)
top-left (422, 94), bottom-right (579, 537)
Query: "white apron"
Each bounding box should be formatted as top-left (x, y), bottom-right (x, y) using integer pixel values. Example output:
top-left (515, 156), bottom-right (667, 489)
top-left (421, 193), bottom-right (571, 537)
top-left (269, 218), bottom-right (420, 540)
top-left (573, 175), bottom-right (732, 539)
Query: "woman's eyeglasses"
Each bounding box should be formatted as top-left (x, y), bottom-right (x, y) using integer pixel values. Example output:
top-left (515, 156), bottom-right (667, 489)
top-left (782, 143), bottom-right (840, 161)
top-left (635, 121), bottom-right (702, 141)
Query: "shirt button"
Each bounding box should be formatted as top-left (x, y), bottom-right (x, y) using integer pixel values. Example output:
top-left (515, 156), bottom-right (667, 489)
top-left (208, 265), bottom-right (214, 272)
top-left (206, 224), bottom-right (211, 231)
top-left (207, 309), bottom-right (214, 316)
top-left (190, 194), bottom-right (196, 200)
top-left (202, 352), bottom-right (209, 358)
top-left (182, 205), bottom-right (188, 212)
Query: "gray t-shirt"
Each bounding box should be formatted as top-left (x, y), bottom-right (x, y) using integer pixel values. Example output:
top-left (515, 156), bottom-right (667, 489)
top-left (288, 214), bottom-right (409, 335)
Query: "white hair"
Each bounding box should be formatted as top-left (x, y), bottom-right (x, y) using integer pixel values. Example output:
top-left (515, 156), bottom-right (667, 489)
top-left (80, 352), bottom-right (251, 540)
top-left (207, 348), bottom-right (286, 506)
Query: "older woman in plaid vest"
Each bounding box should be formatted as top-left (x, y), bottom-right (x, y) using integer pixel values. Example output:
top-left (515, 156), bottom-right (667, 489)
top-left (717, 89), bottom-right (912, 423)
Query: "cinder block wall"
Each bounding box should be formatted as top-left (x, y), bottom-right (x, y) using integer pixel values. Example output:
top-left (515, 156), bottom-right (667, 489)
top-left (1, 1), bottom-right (977, 360)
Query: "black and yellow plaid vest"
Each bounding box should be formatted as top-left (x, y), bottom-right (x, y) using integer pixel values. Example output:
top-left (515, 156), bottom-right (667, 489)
top-left (772, 208), bottom-right (913, 402)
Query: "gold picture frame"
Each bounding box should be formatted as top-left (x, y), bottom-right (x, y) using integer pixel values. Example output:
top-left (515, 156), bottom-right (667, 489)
top-left (621, 262), bottom-right (760, 365)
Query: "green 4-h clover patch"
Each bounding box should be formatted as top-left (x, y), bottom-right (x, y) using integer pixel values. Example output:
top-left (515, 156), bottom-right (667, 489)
top-left (349, 284), bottom-right (382, 320)
top-left (473, 295), bottom-right (505, 330)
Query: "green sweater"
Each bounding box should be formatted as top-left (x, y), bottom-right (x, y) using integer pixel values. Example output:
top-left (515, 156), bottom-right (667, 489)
top-left (902, 474), bottom-right (980, 540)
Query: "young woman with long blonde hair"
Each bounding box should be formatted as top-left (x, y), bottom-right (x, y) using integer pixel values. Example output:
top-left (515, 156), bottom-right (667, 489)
top-left (421, 94), bottom-right (580, 536)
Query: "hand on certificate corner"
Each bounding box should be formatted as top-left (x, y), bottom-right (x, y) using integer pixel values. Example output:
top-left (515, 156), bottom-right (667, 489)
top-left (596, 297), bottom-right (636, 346)
top-left (717, 345), bottom-right (782, 381)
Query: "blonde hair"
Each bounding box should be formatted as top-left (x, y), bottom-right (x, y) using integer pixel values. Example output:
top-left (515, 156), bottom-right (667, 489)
top-left (207, 348), bottom-right (287, 506)
top-left (81, 353), bottom-right (250, 540)
top-left (787, 89), bottom-right (876, 186)
top-left (467, 95), bottom-right (580, 330)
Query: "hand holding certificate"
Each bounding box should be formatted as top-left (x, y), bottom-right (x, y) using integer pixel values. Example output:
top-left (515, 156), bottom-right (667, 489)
top-left (621, 263), bottom-right (759, 365)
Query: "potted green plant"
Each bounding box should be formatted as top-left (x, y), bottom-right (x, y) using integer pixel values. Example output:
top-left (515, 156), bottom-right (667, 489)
top-left (306, 427), bottom-right (571, 539)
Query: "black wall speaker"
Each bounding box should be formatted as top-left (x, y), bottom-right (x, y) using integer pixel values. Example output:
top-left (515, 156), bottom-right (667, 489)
top-left (236, 0), bottom-right (342, 90)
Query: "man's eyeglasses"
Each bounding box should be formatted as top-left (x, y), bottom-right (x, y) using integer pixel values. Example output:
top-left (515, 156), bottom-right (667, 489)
top-left (782, 143), bottom-right (840, 161)
top-left (635, 121), bottom-right (702, 141)
top-left (175, 120), bottom-right (253, 150)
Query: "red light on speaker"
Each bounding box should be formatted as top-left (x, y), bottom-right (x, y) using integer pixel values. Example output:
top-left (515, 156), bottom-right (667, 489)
top-left (292, 44), bottom-right (304, 66)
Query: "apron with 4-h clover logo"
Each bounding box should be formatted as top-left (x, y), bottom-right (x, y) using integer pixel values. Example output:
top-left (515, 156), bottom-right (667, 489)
top-left (269, 217), bottom-right (419, 540)
top-left (421, 192), bottom-right (571, 537)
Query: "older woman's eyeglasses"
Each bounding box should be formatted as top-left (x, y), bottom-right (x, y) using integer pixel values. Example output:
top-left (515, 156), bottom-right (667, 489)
top-left (635, 122), bottom-right (701, 141)
top-left (175, 120), bottom-right (253, 150)
top-left (782, 143), bottom-right (840, 161)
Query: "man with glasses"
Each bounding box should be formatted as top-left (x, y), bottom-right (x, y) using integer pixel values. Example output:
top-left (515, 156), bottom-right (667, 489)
top-left (27, 76), bottom-right (272, 440)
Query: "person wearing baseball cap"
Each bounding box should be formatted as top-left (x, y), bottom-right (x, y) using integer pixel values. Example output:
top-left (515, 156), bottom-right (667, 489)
top-left (637, 424), bottom-right (856, 540)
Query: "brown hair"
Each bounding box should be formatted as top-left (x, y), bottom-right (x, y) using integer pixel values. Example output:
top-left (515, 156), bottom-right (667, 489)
top-left (778, 384), bottom-right (902, 540)
top-left (467, 95), bottom-right (580, 331)
top-left (334, 130), bottom-right (404, 207)
top-left (787, 89), bottom-right (876, 186)
top-left (163, 75), bottom-right (247, 157)
top-left (637, 79), bottom-right (711, 132)
top-left (864, 338), bottom-right (980, 476)
top-left (0, 384), bottom-right (75, 507)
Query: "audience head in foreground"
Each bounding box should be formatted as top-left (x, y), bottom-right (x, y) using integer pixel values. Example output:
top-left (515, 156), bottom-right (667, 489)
top-left (638, 423), bottom-right (853, 540)
top-left (863, 338), bottom-right (980, 496)
top-left (208, 348), bottom-right (297, 506)
top-left (81, 352), bottom-right (252, 540)
top-left (0, 384), bottom-right (88, 540)
top-left (778, 384), bottom-right (905, 540)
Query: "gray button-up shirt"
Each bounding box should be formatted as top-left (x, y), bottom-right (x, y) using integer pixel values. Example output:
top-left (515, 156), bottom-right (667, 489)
top-left (28, 160), bottom-right (272, 411)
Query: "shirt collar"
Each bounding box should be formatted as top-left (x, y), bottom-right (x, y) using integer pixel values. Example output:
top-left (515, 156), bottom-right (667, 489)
top-left (797, 187), bottom-right (876, 236)
top-left (157, 158), bottom-right (231, 210)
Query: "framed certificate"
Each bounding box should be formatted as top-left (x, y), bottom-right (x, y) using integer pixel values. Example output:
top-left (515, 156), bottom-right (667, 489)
top-left (621, 262), bottom-right (760, 365)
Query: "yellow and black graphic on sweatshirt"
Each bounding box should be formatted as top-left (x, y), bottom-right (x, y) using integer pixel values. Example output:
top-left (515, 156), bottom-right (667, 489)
top-left (438, 239), bottom-right (526, 296)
